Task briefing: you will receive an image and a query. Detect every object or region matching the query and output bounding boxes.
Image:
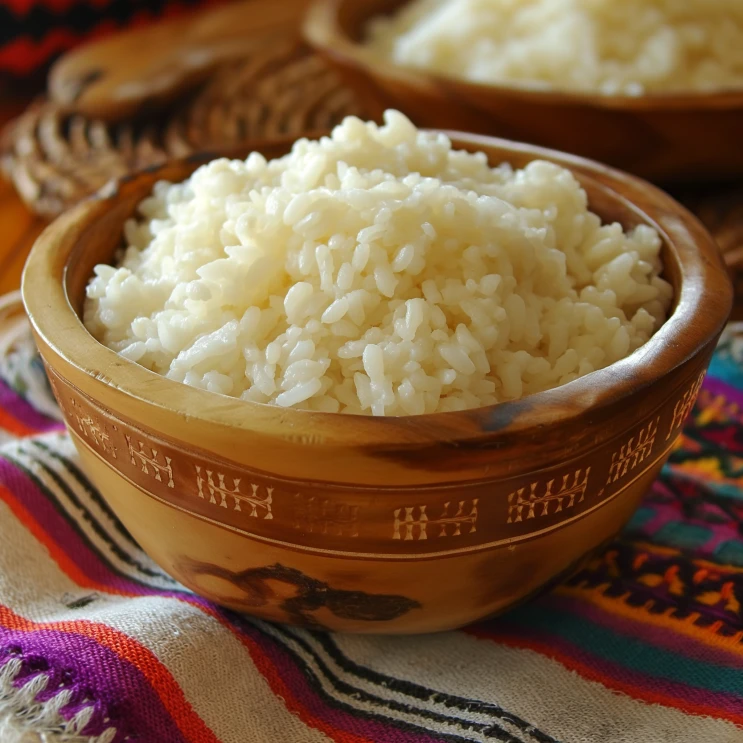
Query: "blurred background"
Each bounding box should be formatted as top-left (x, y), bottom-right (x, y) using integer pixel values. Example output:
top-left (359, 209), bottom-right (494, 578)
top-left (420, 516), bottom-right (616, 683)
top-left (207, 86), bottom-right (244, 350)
top-left (0, 0), bottom-right (230, 293)
top-left (0, 0), bottom-right (225, 96)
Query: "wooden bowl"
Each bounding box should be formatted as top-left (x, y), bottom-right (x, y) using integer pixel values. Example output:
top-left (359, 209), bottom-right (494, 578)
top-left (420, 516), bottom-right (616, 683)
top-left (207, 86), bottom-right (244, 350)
top-left (304, 0), bottom-right (743, 184)
top-left (22, 134), bottom-right (731, 633)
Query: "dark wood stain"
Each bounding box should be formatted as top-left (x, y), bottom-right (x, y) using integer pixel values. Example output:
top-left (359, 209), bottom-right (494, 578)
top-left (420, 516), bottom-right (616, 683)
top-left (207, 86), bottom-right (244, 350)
top-left (181, 560), bottom-right (420, 628)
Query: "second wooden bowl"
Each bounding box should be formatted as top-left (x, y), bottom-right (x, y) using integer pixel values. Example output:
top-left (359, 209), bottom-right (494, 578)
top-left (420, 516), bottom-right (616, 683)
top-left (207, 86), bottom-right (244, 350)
top-left (304, 0), bottom-right (743, 184)
top-left (22, 134), bottom-right (731, 633)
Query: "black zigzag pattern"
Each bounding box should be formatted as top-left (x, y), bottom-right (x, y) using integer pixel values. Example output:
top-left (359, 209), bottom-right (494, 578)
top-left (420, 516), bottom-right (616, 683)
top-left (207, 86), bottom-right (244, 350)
top-left (0, 0), bottom-right (205, 47)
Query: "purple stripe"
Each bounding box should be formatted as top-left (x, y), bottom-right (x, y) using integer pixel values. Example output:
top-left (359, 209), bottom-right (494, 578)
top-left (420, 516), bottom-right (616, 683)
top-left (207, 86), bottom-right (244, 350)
top-left (471, 626), bottom-right (743, 720)
top-left (0, 452), bottom-right (553, 740)
top-left (236, 619), bottom-right (451, 743)
top-left (0, 456), bottom-right (159, 595)
top-left (0, 625), bottom-right (189, 743)
top-left (547, 591), bottom-right (743, 669)
top-left (0, 379), bottom-right (63, 433)
top-left (0, 454), bottom-right (254, 622)
top-left (0, 452), bottom-right (265, 626)
top-left (703, 376), bottom-right (743, 410)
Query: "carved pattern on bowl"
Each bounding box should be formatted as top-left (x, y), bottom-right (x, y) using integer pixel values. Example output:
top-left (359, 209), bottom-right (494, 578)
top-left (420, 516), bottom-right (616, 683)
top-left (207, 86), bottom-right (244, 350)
top-left (47, 364), bottom-right (703, 557)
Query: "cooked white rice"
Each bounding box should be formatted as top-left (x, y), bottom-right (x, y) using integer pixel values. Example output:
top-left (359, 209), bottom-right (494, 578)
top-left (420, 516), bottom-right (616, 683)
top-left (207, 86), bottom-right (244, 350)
top-left (364, 0), bottom-right (743, 95)
top-left (84, 110), bottom-right (672, 416)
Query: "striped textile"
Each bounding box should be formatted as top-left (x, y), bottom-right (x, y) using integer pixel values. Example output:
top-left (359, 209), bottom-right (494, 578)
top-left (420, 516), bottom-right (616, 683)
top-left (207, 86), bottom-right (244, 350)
top-left (1, 294), bottom-right (743, 743)
top-left (0, 0), bottom-right (225, 79)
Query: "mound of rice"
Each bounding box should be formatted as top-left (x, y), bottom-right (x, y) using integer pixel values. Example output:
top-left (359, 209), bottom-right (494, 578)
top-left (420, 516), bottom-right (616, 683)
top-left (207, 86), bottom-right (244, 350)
top-left (364, 0), bottom-right (743, 95)
top-left (84, 110), bottom-right (672, 416)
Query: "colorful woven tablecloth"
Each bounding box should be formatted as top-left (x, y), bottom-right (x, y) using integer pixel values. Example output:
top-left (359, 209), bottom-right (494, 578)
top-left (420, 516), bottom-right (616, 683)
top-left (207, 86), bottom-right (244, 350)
top-left (1, 291), bottom-right (742, 743)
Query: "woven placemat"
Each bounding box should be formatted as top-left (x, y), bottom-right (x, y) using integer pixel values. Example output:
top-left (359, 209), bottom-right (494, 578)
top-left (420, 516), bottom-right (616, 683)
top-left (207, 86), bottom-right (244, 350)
top-left (163, 40), bottom-right (363, 154)
top-left (0, 39), bottom-right (364, 218)
top-left (1, 101), bottom-right (166, 217)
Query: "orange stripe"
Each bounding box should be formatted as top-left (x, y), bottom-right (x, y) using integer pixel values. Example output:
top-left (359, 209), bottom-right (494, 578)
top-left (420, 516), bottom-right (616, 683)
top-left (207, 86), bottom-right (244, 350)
top-left (242, 630), bottom-right (375, 743)
top-left (157, 594), bottom-right (375, 743)
top-left (0, 483), bottom-right (107, 590)
top-left (0, 483), bottom-right (144, 596)
top-left (556, 584), bottom-right (743, 654)
top-left (3, 458), bottom-right (385, 741)
top-left (632, 541), bottom-right (743, 575)
top-left (471, 629), bottom-right (743, 727)
top-left (1, 483), bottom-right (365, 741)
top-left (0, 407), bottom-right (38, 437)
top-left (141, 599), bottom-right (373, 743)
top-left (0, 605), bottom-right (220, 743)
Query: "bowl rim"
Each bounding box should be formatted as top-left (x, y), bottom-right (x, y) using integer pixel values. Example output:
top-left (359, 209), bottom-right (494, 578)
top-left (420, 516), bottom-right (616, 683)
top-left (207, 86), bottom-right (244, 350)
top-left (303, 0), bottom-right (743, 111)
top-left (22, 131), bottom-right (731, 451)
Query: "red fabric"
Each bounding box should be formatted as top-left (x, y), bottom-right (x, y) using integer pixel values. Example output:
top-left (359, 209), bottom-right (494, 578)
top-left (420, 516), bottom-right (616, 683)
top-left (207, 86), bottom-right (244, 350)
top-left (0, 1), bottom-right (228, 79)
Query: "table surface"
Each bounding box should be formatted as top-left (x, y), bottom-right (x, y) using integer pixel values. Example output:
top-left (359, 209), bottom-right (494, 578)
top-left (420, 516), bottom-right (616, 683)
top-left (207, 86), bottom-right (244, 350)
top-left (0, 102), bottom-right (45, 296)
